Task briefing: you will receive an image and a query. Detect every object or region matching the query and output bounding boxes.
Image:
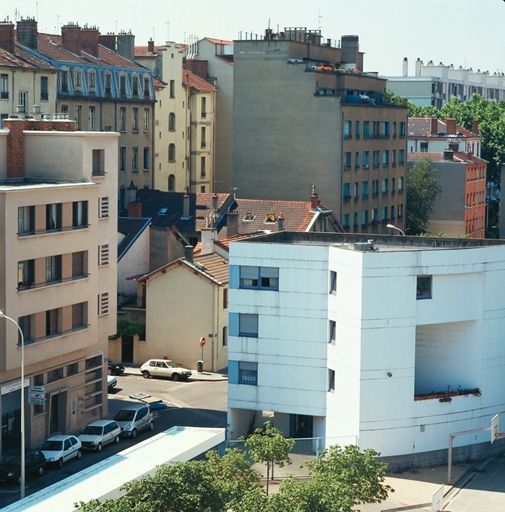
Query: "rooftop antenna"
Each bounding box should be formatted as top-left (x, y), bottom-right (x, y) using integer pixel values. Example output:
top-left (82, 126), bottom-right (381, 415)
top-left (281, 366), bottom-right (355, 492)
top-left (318, 9), bottom-right (322, 32)
top-left (268, 18), bottom-right (271, 29)
top-left (115, 20), bottom-right (118, 34)
top-left (14, 8), bottom-right (19, 21)
top-left (166, 21), bottom-right (170, 42)
top-left (36, 2), bottom-right (39, 21)
top-left (152, 26), bottom-right (155, 41)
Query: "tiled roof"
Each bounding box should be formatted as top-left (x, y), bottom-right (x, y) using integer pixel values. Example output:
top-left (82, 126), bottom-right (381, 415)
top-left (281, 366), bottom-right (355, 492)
top-left (183, 69), bottom-right (215, 92)
top-left (216, 232), bottom-right (266, 248)
top-left (0, 45), bottom-right (54, 69)
top-left (205, 37), bottom-right (234, 46)
top-left (408, 117), bottom-right (478, 138)
top-left (134, 45), bottom-right (160, 56)
top-left (193, 252), bottom-right (228, 283)
top-left (195, 193), bottom-right (232, 231)
top-left (117, 217), bottom-right (151, 261)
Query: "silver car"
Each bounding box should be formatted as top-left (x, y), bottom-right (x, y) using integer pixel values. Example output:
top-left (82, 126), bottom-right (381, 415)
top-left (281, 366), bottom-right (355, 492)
top-left (113, 405), bottom-right (154, 438)
top-left (78, 420), bottom-right (121, 451)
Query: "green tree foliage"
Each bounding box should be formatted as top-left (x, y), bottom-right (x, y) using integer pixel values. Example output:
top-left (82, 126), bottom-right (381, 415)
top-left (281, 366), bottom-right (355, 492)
top-left (406, 157), bottom-right (441, 235)
top-left (243, 421), bottom-right (295, 494)
top-left (109, 319), bottom-right (145, 340)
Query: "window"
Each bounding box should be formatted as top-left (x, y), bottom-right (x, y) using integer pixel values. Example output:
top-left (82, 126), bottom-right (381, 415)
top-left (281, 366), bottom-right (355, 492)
top-left (372, 179), bottom-right (379, 196)
top-left (239, 266), bottom-right (279, 290)
top-left (67, 362), bottom-right (79, 376)
top-left (373, 121), bottom-right (380, 137)
top-left (47, 367), bottom-right (64, 383)
top-left (239, 313), bottom-right (258, 337)
top-left (132, 76), bottom-right (139, 96)
top-left (74, 69), bottom-right (82, 90)
top-left (362, 209), bottom-right (368, 226)
top-left (201, 127), bottom-right (207, 148)
top-left (372, 208), bottom-right (378, 223)
top-left (18, 259), bottom-right (35, 289)
top-left (144, 77), bottom-right (150, 98)
top-left (329, 271), bottom-right (337, 294)
top-left (416, 275), bottom-right (432, 299)
top-left (363, 121), bottom-right (370, 138)
top-left (399, 149), bottom-right (405, 164)
top-left (46, 203), bottom-right (62, 231)
top-left (143, 147), bottom-right (150, 170)
top-left (398, 204), bottom-right (404, 218)
top-left (104, 73), bottom-right (112, 95)
top-left (343, 182), bottom-right (350, 200)
top-left (1, 73), bottom-right (8, 99)
top-left (99, 244), bottom-right (109, 266)
top-left (72, 302), bottom-right (87, 329)
top-left (223, 288), bottom-right (228, 309)
top-left (399, 121), bottom-right (406, 137)
top-left (420, 141), bottom-right (428, 152)
top-left (88, 71), bottom-right (96, 94)
top-left (200, 186), bottom-right (206, 192)
top-left (168, 174), bottom-right (175, 191)
top-left (92, 149), bottom-right (104, 175)
top-left (354, 120), bottom-right (360, 138)
top-left (143, 108), bottom-right (150, 131)
top-left (344, 152), bottom-right (351, 169)
top-left (120, 107), bottom-right (126, 132)
top-left (99, 197), bottom-right (110, 218)
top-left (132, 147), bottom-right (138, 171)
top-left (382, 207), bottom-right (387, 222)
top-left (398, 176), bottom-right (404, 191)
top-left (169, 112), bottom-right (176, 131)
top-left (381, 178), bottom-right (388, 194)
top-left (222, 326), bottom-right (227, 347)
top-left (382, 150), bottom-right (389, 166)
top-left (355, 152), bottom-right (360, 169)
top-left (329, 320), bottom-right (336, 343)
top-left (343, 120), bottom-right (351, 138)
top-left (200, 156), bottom-right (206, 178)
top-left (239, 361), bottom-right (258, 385)
top-left (40, 76), bottom-right (49, 100)
top-left (390, 205), bottom-right (395, 219)
top-left (132, 108), bottom-right (139, 131)
top-left (120, 75), bottom-right (126, 96)
top-left (46, 255), bottom-right (62, 283)
top-left (201, 97), bottom-right (207, 117)
top-left (72, 251), bottom-right (87, 278)
top-left (18, 206), bottom-right (35, 235)
top-left (34, 374), bottom-right (44, 386)
top-left (383, 121), bottom-right (390, 137)
top-left (18, 314), bottom-right (32, 344)
top-left (362, 181), bottom-right (369, 198)
top-left (353, 182), bottom-right (359, 199)
top-left (168, 144), bottom-right (175, 162)
top-left (119, 147), bottom-right (126, 171)
top-left (85, 354), bottom-right (102, 370)
top-left (60, 70), bottom-right (68, 92)
top-left (363, 151), bottom-right (370, 168)
top-left (46, 308), bottom-right (61, 337)
top-left (169, 80), bottom-right (175, 98)
top-left (343, 214), bottom-right (350, 230)
top-left (328, 369), bottom-right (335, 391)
top-left (98, 292), bottom-right (109, 315)
top-left (75, 104), bottom-right (82, 130)
top-left (89, 106), bottom-right (96, 130)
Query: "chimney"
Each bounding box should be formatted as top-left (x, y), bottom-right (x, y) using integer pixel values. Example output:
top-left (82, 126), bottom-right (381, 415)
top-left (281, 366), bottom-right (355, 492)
top-left (148, 38), bottom-right (154, 53)
top-left (276, 213), bottom-right (284, 232)
top-left (471, 120), bottom-right (479, 135)
top-left (116, 31), bottom-right (135, 61)
top-left (99, 33), bottom-right (116, 51)
top-left (128, 201), bottom-right (142, 217)
top-left (310, 184), bottom-right (320, 209)
top-left (341, 35), bottom-right (359, 66)
top-left (0, 22), bottom-right (15, 53)
top-left (184, 245), bottom-right (194, 263)
top-left (80, 25), bottom-right (100, 56)
top-left (227, 210), bottom-right (239, 236)
top-left (402, 57), bottom-right (408, 77)
top-left (443, 150), bottom-right (454, 161)
top-left (62, 23), bottom-right (81, 55)
top-left (431, 117), bottom-right (438, 135)
top-left (182, 193), bottom-right (190, 218)
top-left (446, 118), bottom-right (457, 135)
top-left (16, 18), bottom-right (38, 49)
top-left (415, 57), bottom-right (422, 77)
top-left (201, 227), bottom-right (216, 254)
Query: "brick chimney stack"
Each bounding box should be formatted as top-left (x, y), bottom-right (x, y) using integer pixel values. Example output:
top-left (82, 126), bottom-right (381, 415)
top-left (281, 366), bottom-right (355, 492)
top-left (431, 117), bottom-right (438, 135)
top-left (81, 25), bottom-right (100, 56)
top-left (0, 22), bottom-right (15, 53)
top-left (446, 118), bottom-right (457, 135)
top-left (62, 23), bottom-right (81, 55)
top-left (310, 184), bottom-right (320, 209)
top-left (116, 31), bottom-right (135, 61)
top-left (99, 33), bottom-right (116, 51)
top-left (16, 18), bottom-right (38, 49)
top-left (148, 38), bottom-right (154, 53)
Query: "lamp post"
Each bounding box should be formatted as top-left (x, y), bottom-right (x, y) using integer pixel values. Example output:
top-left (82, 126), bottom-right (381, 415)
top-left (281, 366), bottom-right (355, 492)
top-left (0, 310), bottom-right (25, 499)
top-left (386, 223), bottom-right (406, 236)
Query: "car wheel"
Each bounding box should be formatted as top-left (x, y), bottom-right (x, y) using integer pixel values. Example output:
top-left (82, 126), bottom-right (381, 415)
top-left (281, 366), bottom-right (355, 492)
top-left (114, 435), bottom-right (120, 444)
top-left (76, 449), bottom-right (82, 460)
top-left (96, 443), bottom-right (103, 452)
top-left (131, 429), bottom-right (137, 440)
top-left (142, 370), bottom-right (150, 379)
top-left (149, 421), bottom-right (155, 431)
top-left (58, 458), bottom-right (64, 468)
top-left (172, 373), bottom-right (180, 381)
top-left (38, 466), bottom-right (44, 477)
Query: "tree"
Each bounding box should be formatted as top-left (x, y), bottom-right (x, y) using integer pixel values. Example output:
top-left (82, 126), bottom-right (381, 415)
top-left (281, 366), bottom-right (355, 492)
top-left (109, 319), bottom-right (145, 341)
top-left (406, 157), bottom-right (441, 235)
top-left (243, 421), bottom-right (295, 495)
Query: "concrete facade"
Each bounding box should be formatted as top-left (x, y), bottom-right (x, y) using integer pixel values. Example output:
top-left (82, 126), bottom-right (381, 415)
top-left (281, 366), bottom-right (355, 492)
top-left (0, 119), bottom-right (117, 454)
top-left (227, 232), bottom-right (505, 467)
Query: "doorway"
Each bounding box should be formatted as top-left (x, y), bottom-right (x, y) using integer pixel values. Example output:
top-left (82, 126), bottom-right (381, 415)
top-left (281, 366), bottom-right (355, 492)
top-left (122, 335), bottom-right (134, 363)
top-left (49, 391), bottom-right (67, 434)
top-left (289, 414), bottom-right (313, 438)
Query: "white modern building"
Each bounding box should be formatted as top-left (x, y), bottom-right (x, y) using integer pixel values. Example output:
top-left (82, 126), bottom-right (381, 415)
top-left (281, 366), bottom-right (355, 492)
top-left (227, 232), bottom-right (505, 466)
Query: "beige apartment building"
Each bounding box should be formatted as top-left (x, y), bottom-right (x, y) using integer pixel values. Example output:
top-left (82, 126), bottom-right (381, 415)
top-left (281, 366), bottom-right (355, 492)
top-left (0, 118), bottom-right (117, 454)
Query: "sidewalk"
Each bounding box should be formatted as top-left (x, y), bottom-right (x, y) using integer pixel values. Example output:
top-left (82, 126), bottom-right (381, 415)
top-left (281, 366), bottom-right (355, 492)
top-left (123, 366), bottom-right (227, 382)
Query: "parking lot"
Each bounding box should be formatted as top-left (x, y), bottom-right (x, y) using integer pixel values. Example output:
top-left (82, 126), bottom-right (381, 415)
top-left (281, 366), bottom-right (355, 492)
top-left (0, 374), bottom-right (227, 508)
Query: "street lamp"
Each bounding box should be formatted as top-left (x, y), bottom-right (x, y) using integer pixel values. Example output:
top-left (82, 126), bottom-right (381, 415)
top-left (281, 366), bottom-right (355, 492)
top-left (386, 223), bottom-right (406, 236)
top-left (0, 310), bottom-right (25, 499)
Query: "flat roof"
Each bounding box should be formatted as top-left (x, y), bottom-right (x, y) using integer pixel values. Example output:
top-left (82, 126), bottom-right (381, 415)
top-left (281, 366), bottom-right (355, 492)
top-left (233, 231), bottom-right (505, 251)
top-left (0, 180), bottom-right (94, 191)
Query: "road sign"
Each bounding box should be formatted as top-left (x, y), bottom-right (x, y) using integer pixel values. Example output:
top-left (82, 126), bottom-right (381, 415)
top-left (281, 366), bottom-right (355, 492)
top-left (28, 385), bottom-right (45, 405)
top-left (491, 414), bottom-right (500, 443)
top-left (432, 485), bottom-right (444, 512)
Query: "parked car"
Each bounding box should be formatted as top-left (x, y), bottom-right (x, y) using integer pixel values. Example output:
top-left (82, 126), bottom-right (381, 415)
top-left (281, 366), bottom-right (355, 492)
top-left (78, 420), bottom-right (121, 452)
top-left (107, 375), bottom-right (117, 391)
top-left (108, 361), bottom-right (125, 376)
top-left (41, 435), bottom-right (82, 468)
top-left (113, 405), bottom-right (155, 438)
top-left (140, 359), bottom-right (192, 381)
top-left (0, 449), bottom-right (46, 483)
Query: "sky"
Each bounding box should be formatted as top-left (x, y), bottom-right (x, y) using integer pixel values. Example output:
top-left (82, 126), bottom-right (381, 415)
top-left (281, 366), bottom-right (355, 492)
top-left (2, 0), bottom-right (505, 76)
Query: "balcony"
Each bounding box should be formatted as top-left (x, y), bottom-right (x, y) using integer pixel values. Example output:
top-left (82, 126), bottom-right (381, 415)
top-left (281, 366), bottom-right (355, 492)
top-left (18, 273), bottom-right (89, 292)
top-left (18, 224), bottom-right (90, 238)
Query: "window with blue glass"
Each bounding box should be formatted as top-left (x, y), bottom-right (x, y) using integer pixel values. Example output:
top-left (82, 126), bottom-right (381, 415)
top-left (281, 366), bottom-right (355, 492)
top-left (239, 314), bottom-right (258, 337)
top-left (239, 361), bottom-right (258, 385)
top-left (239, 266), bottom-right (279, 291)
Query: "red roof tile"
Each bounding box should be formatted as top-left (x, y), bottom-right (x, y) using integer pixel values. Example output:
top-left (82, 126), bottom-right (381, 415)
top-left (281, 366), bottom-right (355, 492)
top-left (205, 37), bottom-right (234, 46)
top-left (0, 45), bottom-right (54, 70)
top-left (193, 252), bottom-right (228, 283)
top-left (408, 117), bottom-right (479, 139)
top-left (182, 69), bottom-right (215, 92)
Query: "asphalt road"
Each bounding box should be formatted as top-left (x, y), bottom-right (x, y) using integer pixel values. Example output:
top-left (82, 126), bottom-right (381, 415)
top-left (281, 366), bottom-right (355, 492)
top-left (444, 454), bottom-right (505, 511)
top-left (0, 375), bottom-right (227, 508)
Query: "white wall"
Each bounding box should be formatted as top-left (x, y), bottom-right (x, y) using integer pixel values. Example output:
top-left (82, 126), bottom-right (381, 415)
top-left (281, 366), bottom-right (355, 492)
top-left (118, 226), bottom-right (149, 298)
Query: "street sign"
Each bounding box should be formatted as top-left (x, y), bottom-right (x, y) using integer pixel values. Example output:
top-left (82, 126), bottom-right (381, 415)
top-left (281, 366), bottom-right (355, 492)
top-left (491, 414), bottom-right (500, 443)
top-left (28, 385), bottom-right (45, 405)
top-left (432, 485), bottom-right (444, 512)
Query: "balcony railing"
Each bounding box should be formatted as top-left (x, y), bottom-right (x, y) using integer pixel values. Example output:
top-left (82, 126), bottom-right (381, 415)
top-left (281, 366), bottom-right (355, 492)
top-left (17, 273), bottom-right (89, 292)
top-left (17, 224), bottom-right (90, 237)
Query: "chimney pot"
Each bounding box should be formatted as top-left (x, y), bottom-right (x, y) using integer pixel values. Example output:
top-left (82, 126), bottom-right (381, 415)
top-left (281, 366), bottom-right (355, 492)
top-left (0, 22), bottom-right (15, 52)
top-left (184, 245), bottom-right (194, 263)
top-left (148, 38), bottom-right (154, 53)
top-left (227, 210), bottom-right (239, 236)
top-left (431, 117), bottom-right (438, 135)
top-left (445, 118), bottom-right (457, 135)
top-left (16, 18), bottom-right (38, 49)
top-left (62, 23), bottom-right (82, 54)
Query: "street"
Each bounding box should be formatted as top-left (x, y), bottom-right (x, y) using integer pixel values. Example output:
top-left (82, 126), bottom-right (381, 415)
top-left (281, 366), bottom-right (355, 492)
top-left (0, 374), bottom-right (227, 508)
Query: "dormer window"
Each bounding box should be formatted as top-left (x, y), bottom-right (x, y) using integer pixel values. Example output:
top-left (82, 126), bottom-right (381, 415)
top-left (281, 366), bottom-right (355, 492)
top-left (264, 213), bottom-right (277, 224)
top-left (158, 207), bottom-right (168, 216)
top-left (104, 73), bottom-right (112, 96)
top-left (120, 75), bottom-right (126, 97)
top-left (243, 213), bottom-right (256, 222)
top-left (132, 76), bottom-right (139, 97)
top-left (74, 69), bottom-right (81, 90)
top-left (88, 71), bottom-right (96, 93)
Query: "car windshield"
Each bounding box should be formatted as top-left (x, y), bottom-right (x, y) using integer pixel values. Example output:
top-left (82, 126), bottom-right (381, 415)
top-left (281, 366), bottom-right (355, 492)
top-left (42, 440), bottom-right (62, 451)
top-left (82, 426), bottom-right (103, 435)
top-left (0, 453), bottom-right (19, 465)
top-left (114, 410), bottom-right (135, 421)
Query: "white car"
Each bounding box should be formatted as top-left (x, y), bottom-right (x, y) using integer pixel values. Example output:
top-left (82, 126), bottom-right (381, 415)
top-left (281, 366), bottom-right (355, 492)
top-left (41, 435), bottom-right (82, 468)
top-left (78, 420), bottom-right (121, 452)
top-left (114, 405), bottom-right (155, 438)
top-left (140, 359), bottom-right (192, 381)
top-left (107, 375), bottom-right (117, 391)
